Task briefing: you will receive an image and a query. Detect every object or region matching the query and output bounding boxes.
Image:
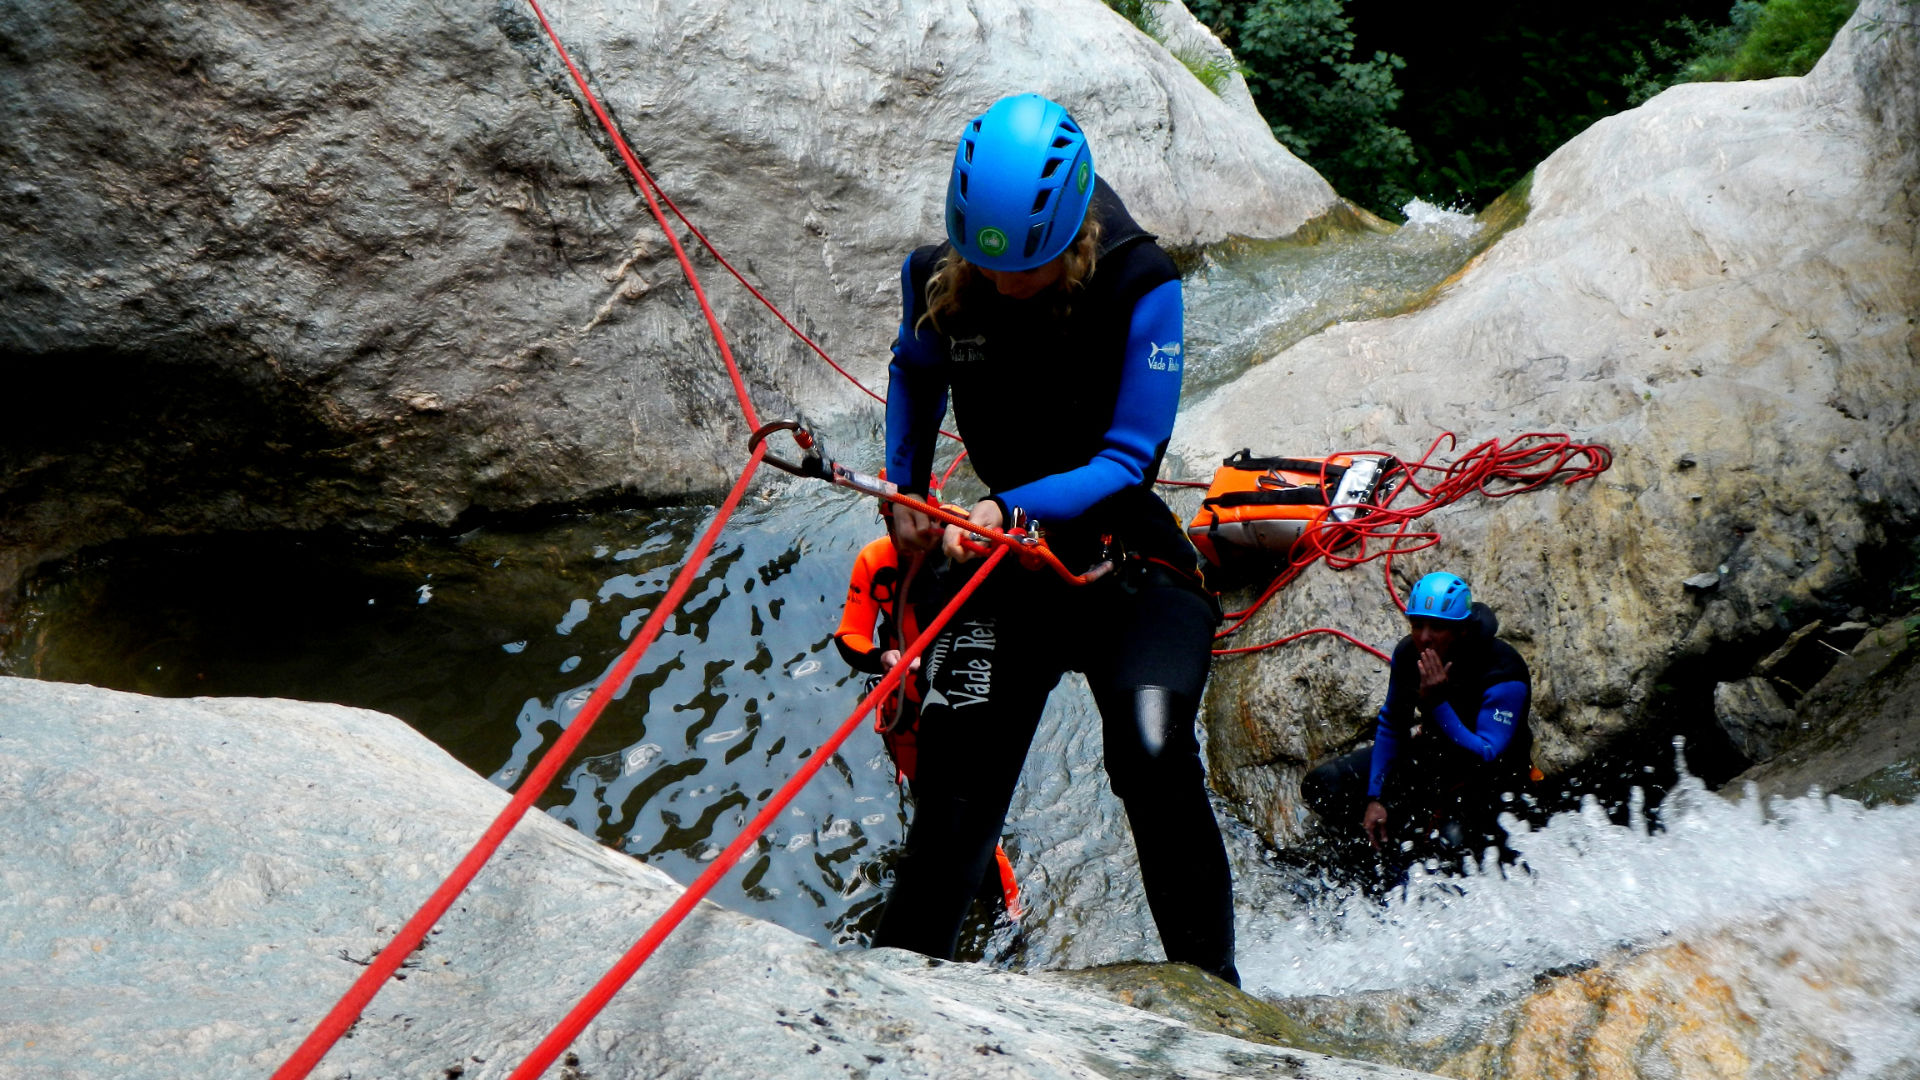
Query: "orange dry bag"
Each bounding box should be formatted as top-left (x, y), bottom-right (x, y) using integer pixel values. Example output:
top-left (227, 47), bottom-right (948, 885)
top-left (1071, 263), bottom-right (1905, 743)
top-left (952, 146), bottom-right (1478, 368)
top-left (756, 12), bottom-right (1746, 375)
top-left (1185, 450), bottom-right (1395, 569)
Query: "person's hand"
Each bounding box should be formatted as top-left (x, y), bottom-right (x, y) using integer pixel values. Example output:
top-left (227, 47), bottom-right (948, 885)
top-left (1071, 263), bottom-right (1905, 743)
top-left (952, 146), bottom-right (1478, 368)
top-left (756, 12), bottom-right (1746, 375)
top-left (887, 498), bottom-right (941, 554)
top-left (877, 649), bottom-right (921, 674)
top-left (943, 499), bottom-right (1005, 563)
top-left (1416, 648), bottom-right (1452, 706)
top-left (1362, 800), bottom-right (1390, 849)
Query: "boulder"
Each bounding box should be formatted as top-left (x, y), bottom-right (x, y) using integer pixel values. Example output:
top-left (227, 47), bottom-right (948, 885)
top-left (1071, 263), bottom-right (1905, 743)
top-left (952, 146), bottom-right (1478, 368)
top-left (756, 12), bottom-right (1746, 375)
top-left (0, 0), bottom-right (1338, 601)
top-left (1175, 0), bottom-right (1920, 842)
top-left (0, 675), bottom-right (1443, 1080)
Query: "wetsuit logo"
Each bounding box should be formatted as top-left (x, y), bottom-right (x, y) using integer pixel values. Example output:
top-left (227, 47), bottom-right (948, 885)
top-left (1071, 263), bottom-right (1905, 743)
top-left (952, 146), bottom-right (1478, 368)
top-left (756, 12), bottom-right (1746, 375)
top-left (922, 619), bottom-right (995, 710)
top-left (949, 333), bottom-right (987, 365)
top-left (1146, 341), bottom-right (1182, 371)
top-left (976, 227), bottom-right (1009, 257)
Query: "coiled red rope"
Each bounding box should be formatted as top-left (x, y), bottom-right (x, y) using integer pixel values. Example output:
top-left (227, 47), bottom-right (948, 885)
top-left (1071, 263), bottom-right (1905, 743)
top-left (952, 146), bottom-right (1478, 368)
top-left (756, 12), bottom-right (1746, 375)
top-left (1210, 431), bottom-right (1612, 658)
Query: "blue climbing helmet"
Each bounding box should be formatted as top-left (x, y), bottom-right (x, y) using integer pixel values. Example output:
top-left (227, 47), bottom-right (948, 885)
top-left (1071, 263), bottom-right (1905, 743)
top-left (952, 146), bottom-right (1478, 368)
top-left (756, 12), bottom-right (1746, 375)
top-left (945, 94), bottom-right (1096, 272)
top-left (1405, 572), bottom-right (1473, 620)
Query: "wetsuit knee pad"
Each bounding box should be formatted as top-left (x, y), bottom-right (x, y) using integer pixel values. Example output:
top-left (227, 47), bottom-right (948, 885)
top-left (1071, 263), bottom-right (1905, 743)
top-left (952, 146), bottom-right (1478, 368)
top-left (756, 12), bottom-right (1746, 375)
top-left (1106, 684), bottom-right (1203, 800)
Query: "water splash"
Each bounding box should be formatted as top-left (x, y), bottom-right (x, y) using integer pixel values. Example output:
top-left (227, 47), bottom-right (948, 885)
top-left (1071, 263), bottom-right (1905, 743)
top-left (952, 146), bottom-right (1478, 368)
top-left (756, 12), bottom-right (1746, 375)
top-left (1236, 771), bottom-right (1920, 1074)
top-left (1399, 198), bottom-right (1479, 238)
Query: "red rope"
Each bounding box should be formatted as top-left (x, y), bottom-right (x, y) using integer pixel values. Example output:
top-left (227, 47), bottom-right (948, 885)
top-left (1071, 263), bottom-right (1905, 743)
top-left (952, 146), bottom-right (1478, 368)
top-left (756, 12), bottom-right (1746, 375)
top-left (937, 448), bottom-right (970, 490)
top-left (275, 6), bottom-right (1095, 1072)
top-left (1211, 432), bottom-right (1611, 657)
top-left (270, 446), bottom-right (767, 1080)
top-left (504, 546), bottom-right (1011, 1080)
top-left (521, 0), bottom-right (758, 429)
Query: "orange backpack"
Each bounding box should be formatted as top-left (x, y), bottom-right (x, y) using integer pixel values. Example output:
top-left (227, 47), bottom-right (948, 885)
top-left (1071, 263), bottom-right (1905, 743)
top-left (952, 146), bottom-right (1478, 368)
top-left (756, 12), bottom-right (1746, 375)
top-left (1185, 450), bottom-right (1396, 569)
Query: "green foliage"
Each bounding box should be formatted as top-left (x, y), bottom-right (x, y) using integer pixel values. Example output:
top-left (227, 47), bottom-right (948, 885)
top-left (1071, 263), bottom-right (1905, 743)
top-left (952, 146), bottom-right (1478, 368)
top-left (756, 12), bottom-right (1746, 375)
top-left (1173, 47), bottom-right (1240, 94)
top-left (1897, 577), bottom-right (1920, 608)
top-left (1104, 0), bottom-right (1166, 39)
top-left (1103, 0), bottom-right (1238, 97)
top-left (1625, 0), bottom-right (1860, 105)
top-left (1188, 0), bottom-right (1416, 217)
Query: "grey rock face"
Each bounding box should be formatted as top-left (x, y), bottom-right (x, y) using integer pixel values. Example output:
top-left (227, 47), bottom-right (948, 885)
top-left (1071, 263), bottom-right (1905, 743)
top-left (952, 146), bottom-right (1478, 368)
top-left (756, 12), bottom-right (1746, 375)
top-left (0, 676), bottom-right (1441, 1080)
top-left (1733, 610), bottom-right (1920, 805)
top-left (0, 0), bottom-right (1337, 598)
top-left (1176, 0), bottom-right (1920, 842)
top-left (1713, 676), bottom-right (1795, 762)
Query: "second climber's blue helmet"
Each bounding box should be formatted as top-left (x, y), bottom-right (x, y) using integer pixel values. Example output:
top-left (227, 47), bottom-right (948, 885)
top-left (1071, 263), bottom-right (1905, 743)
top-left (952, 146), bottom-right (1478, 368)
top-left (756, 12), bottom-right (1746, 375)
top-left (1406, 572), bottom-right (1473, 621)
top-left (945, 94), bottom-right (1096, 272)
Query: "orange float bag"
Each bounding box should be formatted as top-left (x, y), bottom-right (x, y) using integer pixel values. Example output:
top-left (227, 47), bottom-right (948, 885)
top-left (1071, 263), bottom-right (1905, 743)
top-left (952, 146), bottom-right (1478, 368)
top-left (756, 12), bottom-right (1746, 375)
top-left (1185, 450), bottom-right (1395, 570)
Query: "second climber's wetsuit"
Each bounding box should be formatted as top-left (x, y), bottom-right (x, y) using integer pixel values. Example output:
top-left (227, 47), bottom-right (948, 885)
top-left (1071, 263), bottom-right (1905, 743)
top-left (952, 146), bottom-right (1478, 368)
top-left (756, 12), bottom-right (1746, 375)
top-left (1303, 601), bottom-right (1534, 863)
top-left (871, 180), bottom-right (1236, 983)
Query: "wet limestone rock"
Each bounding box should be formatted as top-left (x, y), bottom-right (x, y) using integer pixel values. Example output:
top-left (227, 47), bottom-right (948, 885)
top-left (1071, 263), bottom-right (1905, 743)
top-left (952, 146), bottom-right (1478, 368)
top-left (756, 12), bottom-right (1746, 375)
top-left (0, 0), bottom-right (1337, 600)
top-left (1732, 610), bottom-right (1920, 806)
top-left (1434, 903), bottom-right (1920, 1080)
top-left (1042, 961), bottom-right (1358, 1058)
top-left (1243, 836), bottom-right (1920, 1080)
top-left (0, 676), bottom-right (1444, 1080)
top-left (1176, 0), bottom-right (1920, 842)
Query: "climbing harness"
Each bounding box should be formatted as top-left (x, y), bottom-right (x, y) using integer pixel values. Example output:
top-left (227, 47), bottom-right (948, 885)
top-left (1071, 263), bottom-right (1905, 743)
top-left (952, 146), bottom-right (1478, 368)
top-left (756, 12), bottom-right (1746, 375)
top-left (753, 418), bottom-right (1115, 585)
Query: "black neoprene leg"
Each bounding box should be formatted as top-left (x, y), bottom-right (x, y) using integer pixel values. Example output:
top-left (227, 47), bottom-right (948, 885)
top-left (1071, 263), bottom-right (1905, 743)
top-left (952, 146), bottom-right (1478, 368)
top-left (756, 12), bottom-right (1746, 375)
top-left (1091, 581), bottom-right (1239, 986)
top-left (872, 606), bottom-right (1059, 960)
top-left (1302, 746), bottom-right (1377, 828)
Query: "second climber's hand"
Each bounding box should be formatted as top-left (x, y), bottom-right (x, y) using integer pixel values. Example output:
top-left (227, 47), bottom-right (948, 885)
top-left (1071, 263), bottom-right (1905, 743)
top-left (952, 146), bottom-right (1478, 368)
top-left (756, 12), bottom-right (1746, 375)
top-left (1416, 648), bottom-right (1452, 706)
top-left (877, 649), bottom-right (921, 674)
top-left (943, 499), bottom-right (1004, 564)
top-left (1362, 800), bottom-right (1390, 849)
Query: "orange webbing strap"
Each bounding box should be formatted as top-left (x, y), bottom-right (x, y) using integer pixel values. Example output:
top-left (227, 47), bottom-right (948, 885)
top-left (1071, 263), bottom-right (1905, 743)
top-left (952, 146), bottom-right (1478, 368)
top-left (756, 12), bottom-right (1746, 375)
top-left (503, 545), bottom-right (1012, 1080)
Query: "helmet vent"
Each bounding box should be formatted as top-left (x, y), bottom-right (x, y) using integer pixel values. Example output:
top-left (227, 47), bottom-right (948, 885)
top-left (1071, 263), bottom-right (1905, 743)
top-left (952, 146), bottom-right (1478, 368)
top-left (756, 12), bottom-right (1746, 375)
top-left (1040, 157), bottom-right (1063, 179)
top-left (958, 172), bottom-right (969, 199)
top-left (1030, 189), bottom-right (1051, 214)
top-left (1052, 135), bottom-right (1074, 149)
top-left (1024, 222), bottom-right (1047, 258)
top-left (963, 139), bottom-right (974, 164)
top-left (951, 210), bottom-right (967, 245)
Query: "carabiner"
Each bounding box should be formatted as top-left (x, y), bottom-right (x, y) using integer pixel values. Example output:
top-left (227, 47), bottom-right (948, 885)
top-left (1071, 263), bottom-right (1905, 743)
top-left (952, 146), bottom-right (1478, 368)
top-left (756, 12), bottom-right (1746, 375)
top-left (748, 419), bottom-right (830, 480)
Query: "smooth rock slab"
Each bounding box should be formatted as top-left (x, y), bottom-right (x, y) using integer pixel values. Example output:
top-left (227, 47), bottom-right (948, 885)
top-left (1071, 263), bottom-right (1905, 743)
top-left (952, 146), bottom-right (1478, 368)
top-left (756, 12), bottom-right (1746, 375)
top-left (0, 676), bottom-right (1440, 1080)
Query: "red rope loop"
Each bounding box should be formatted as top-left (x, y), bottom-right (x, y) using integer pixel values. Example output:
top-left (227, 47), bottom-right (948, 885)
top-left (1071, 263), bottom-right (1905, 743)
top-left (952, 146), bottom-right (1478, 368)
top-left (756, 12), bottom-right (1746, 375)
top-left (1211, 432), bottom-right (1611, 658)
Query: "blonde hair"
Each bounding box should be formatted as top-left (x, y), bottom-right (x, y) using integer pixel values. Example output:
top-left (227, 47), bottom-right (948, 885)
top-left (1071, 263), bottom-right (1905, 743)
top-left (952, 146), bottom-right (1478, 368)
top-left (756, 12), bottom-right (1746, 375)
top-left (917, 216), bottom-right (1104, 336)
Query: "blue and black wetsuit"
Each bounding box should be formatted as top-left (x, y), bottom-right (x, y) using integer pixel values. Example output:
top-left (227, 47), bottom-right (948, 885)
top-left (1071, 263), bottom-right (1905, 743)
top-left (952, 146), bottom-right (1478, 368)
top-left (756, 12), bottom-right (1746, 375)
top-left (1303, 602), bottom-right (1535, 864)
top-left (871, 180), bottom-right (1236, 984)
